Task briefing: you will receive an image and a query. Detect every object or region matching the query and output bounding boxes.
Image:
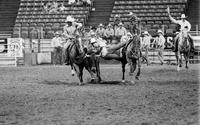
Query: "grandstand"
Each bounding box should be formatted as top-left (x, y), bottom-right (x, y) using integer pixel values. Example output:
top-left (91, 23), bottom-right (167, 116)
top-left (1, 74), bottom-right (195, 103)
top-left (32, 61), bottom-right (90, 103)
top-left (0, 0), bottom-right (199, 66)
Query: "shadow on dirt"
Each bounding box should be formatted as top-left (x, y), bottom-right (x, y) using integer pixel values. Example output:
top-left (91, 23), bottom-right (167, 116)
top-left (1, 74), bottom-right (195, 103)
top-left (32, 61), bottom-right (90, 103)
top-left (39, 80), bottom-right (130, 86)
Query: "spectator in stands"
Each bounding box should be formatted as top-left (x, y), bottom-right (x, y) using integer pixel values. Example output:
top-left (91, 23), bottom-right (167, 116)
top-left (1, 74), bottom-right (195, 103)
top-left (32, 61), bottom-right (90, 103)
top-left (141, 31), bottom-right (151, 65)
top-left (51, 32), bottom-right (63, 65)
top-left (68, 0), bottom-right (76, 7)
top-left (82, 0), bottom-right (92, 6)
top-left (104, 24), bottom-right (114, 44)
top-left (113, 15), bottom-right (121, 37)
top-left (43, 2), bottom-right (51, 13)
top-left (167, 7), bottom-right (194, 52)
top-left (63, 16), bottom-right (83, 65)
top-left (96, 24), bottom-right (105, 38)
top-left (49, 1), bottom-right (59, 13)
top-left (154, 30), bottom-right (165, 65)
top-left (126, 12), bottom-right (141, 35)
top-left (115, 22), bottom-right (127, 42)
top-left (89, 26), bottom-right (96, 37)
top-left (59, 3), bottom-right (67, 12)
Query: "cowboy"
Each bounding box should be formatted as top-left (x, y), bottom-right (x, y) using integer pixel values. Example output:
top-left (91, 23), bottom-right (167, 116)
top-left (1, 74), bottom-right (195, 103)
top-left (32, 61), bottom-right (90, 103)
top-left (113, 15), bottom-right (121, 37)
top-left (101, 32), bottom-right (133, 58)
top-left (154, 30), bottom-right (165, 65)
top-left (96, 24), bottom-right (105, 38)
top-left (141, 31), bottom-right (152, 65)
top-left (51, 32), bottom-right (63, 65)
top-left (126, 12), bottom-right (141, 35)
top-left (63, 16), bottom-right (82, 64)
top-left (167, 7), bottom-right (194, 52)
top-left (104, 24), bottom-right (114, 44)
top-left (115, 22), bottom-right (127, 42)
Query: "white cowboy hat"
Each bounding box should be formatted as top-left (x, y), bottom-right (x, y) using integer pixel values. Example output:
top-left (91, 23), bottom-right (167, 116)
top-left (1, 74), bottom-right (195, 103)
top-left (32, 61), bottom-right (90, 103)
top-left (115, 14), bottom-right (120, 17)
top-left (126, 32), bottom-right (133, 38)
top-left (143, 31), bottom-right (149, 35)
top-left (181, 14), bottom-right (187, 19)
top-left (66, 16), bottom-right (75, 22)
top-left (128, 12), bottom-right (134, 16)
top-left (90, 31), bottom-right (96, 36)
top-left (99, 24), bottom-right (103, 27)
top-left (55, 31), bottom-right (60, 35)
top-left (90, 38), bottom-right (97, 44)
top-left (107, 24), bottom-right (112, 27)
top-left (157, 30), bottom-right (164, 35)
top-left (118, 22), bottom-right (123, 26)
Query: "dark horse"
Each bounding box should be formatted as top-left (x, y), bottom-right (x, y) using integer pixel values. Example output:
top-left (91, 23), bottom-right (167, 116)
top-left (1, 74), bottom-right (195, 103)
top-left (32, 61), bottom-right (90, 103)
top-left (67, 37), bottom-right (96, 85)
top-left (93, 35), bottom-right (145, 83)
top-left (175, 31), bottom-right (191, 71)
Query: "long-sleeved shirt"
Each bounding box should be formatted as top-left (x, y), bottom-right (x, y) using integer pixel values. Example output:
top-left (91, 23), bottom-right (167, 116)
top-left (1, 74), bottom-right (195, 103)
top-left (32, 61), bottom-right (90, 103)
top-left (96, 28), bottom-right (105, 37)
top-left (63, 22), bottom-right (82, 38)
top-left (142, 36), bottom-right (152, 47)
top-left (51, 37), bottom-right (63, 48)
top-left (115, 27), bottom-right (127, 37)
top-left (169, 16), bottom-right (191, 32)
top-left (156, 35), bottom-right (166, 48)
top-left (104, 28), bottom-right (114, 37)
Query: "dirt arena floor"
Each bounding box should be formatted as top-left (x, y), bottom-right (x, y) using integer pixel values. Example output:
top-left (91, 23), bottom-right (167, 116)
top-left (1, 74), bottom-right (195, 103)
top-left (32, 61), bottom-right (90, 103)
top-left (0, 64), bottom-right (199, 125)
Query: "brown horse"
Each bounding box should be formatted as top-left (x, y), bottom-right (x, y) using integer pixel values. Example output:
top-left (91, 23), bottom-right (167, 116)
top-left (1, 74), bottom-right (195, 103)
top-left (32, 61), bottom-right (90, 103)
top-left (175, 31), bottom-right (191, 71)
top-left (67, 37), bottom-right (96, 85)
top-left (93, 35), bottom-right (145, 83)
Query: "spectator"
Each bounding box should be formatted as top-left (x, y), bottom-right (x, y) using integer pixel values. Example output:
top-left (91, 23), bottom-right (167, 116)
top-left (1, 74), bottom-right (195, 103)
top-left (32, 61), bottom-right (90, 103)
top-left (141, 31), bottom-right (151, 65)
top-left (51, 32), bottom-right (63, 65)
top-left (96, 24), bottom-right (105, 38)
top-left (49, 1), bottom-right (59, 13)
top-left (104, 24), bottom-right (114, 44)
top-left (59, 3), bottom-right (67, 12)
top-left (126, 12), bottom-right (140, 35)
top-left (82, 0), bottom-right (92, 6)
top-left (154, 30), bottom-right (165, 65)
top-left (113, 14), bottom-right (121, 36)
top-left (115, 22), bottom-right (127, 42)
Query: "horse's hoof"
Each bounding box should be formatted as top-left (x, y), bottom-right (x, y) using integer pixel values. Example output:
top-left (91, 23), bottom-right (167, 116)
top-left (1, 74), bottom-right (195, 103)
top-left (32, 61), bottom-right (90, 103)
top-left (131, 80), bottom-right (135, 84)
top-left (180, 64), bottom-right (182, 67)
top-left (135, 76), bottom-right (139, 80)
top-left (121, 80), bottom-right (125, 83)
top-left (71, 70), bottom-right (75, 76)
top-left (79, 82), bottom-right (83, 86)
top-left (185, 66), bottom-right (189, 69)
top-left (177, 67), bottom-right (180, 71)
top-left (91, 78), bottom-right (95, 83)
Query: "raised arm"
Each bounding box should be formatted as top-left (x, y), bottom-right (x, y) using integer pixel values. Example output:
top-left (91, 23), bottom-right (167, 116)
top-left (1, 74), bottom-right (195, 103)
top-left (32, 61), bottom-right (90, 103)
top-left (167, 7), bottom-right (178, 24)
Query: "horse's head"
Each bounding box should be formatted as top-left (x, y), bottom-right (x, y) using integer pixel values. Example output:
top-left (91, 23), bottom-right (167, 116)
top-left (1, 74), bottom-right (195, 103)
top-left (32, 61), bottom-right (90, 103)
top-left (126, 35), bottom-right (141, 60)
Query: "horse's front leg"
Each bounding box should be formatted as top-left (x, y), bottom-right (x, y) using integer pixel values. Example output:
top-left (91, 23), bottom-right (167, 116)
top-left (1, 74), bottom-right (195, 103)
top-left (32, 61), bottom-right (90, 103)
top-left (184, 53), bottom-right (189, 69)
top-left (96, 59), bottom-right (102, 82)
top-left (121, 62), bottom-right (126, 83)
top-left (176, 51), bottom-right (181, 71)
top-left (135, 58), bottom-right (141, 80)
top-left (73, 64), bottom-right (84, 85)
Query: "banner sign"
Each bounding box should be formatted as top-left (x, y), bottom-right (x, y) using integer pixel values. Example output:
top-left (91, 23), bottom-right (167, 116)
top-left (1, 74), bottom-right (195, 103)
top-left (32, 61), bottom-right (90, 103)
top-left (0, 38), bottom-right (7, 53)
top-left (7, 38), bottom-right (24, 57)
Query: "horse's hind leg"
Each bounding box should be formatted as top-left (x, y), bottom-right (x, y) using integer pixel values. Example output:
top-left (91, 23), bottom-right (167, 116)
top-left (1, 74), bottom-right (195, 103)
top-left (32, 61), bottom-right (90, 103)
top-left (121, 62), bottom-right (126, 83)
top-left (184, 53), bottom-right (189, 69)
top-left (135, 58), bottom-right (141, 80)
top-left (129, 59), bottom-right (136, 76)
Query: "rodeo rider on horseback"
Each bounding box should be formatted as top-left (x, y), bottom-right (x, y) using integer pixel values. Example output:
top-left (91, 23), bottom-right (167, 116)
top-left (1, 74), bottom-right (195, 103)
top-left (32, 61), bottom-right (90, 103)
top-left (63, 15), bottom-right (83, 65)
top-left (167, 7), bottom-right (194, 53)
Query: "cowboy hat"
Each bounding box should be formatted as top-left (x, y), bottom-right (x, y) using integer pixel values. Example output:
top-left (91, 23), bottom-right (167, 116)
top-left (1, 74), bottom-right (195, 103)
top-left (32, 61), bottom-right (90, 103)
top-left (107, 24), bottom-right (112, 27)
top-left (90, 31), bottom-right (96, 36)
top-left (66, 16), bottom-right (75, 22)
top-left (90, 38), bottom-right (97, 44)
top-left (143, 31), bottom-right (149, 35)
top-left (128, 12), bottom-right (134, 16)
top-left (126, 32), bottom-right (133, 38)
top-left (55, 31), bottom-right (60, 35)
top-left (115, 14), bottom-right (120, 17)
top-left (118, 22), bottom-right (123, 26)
top-left (157, 30), bottom-right (164, 35)
top-left (99, 23), bottom-right (103, 27)
top-left (181, 14), bottom-right (187, 19)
